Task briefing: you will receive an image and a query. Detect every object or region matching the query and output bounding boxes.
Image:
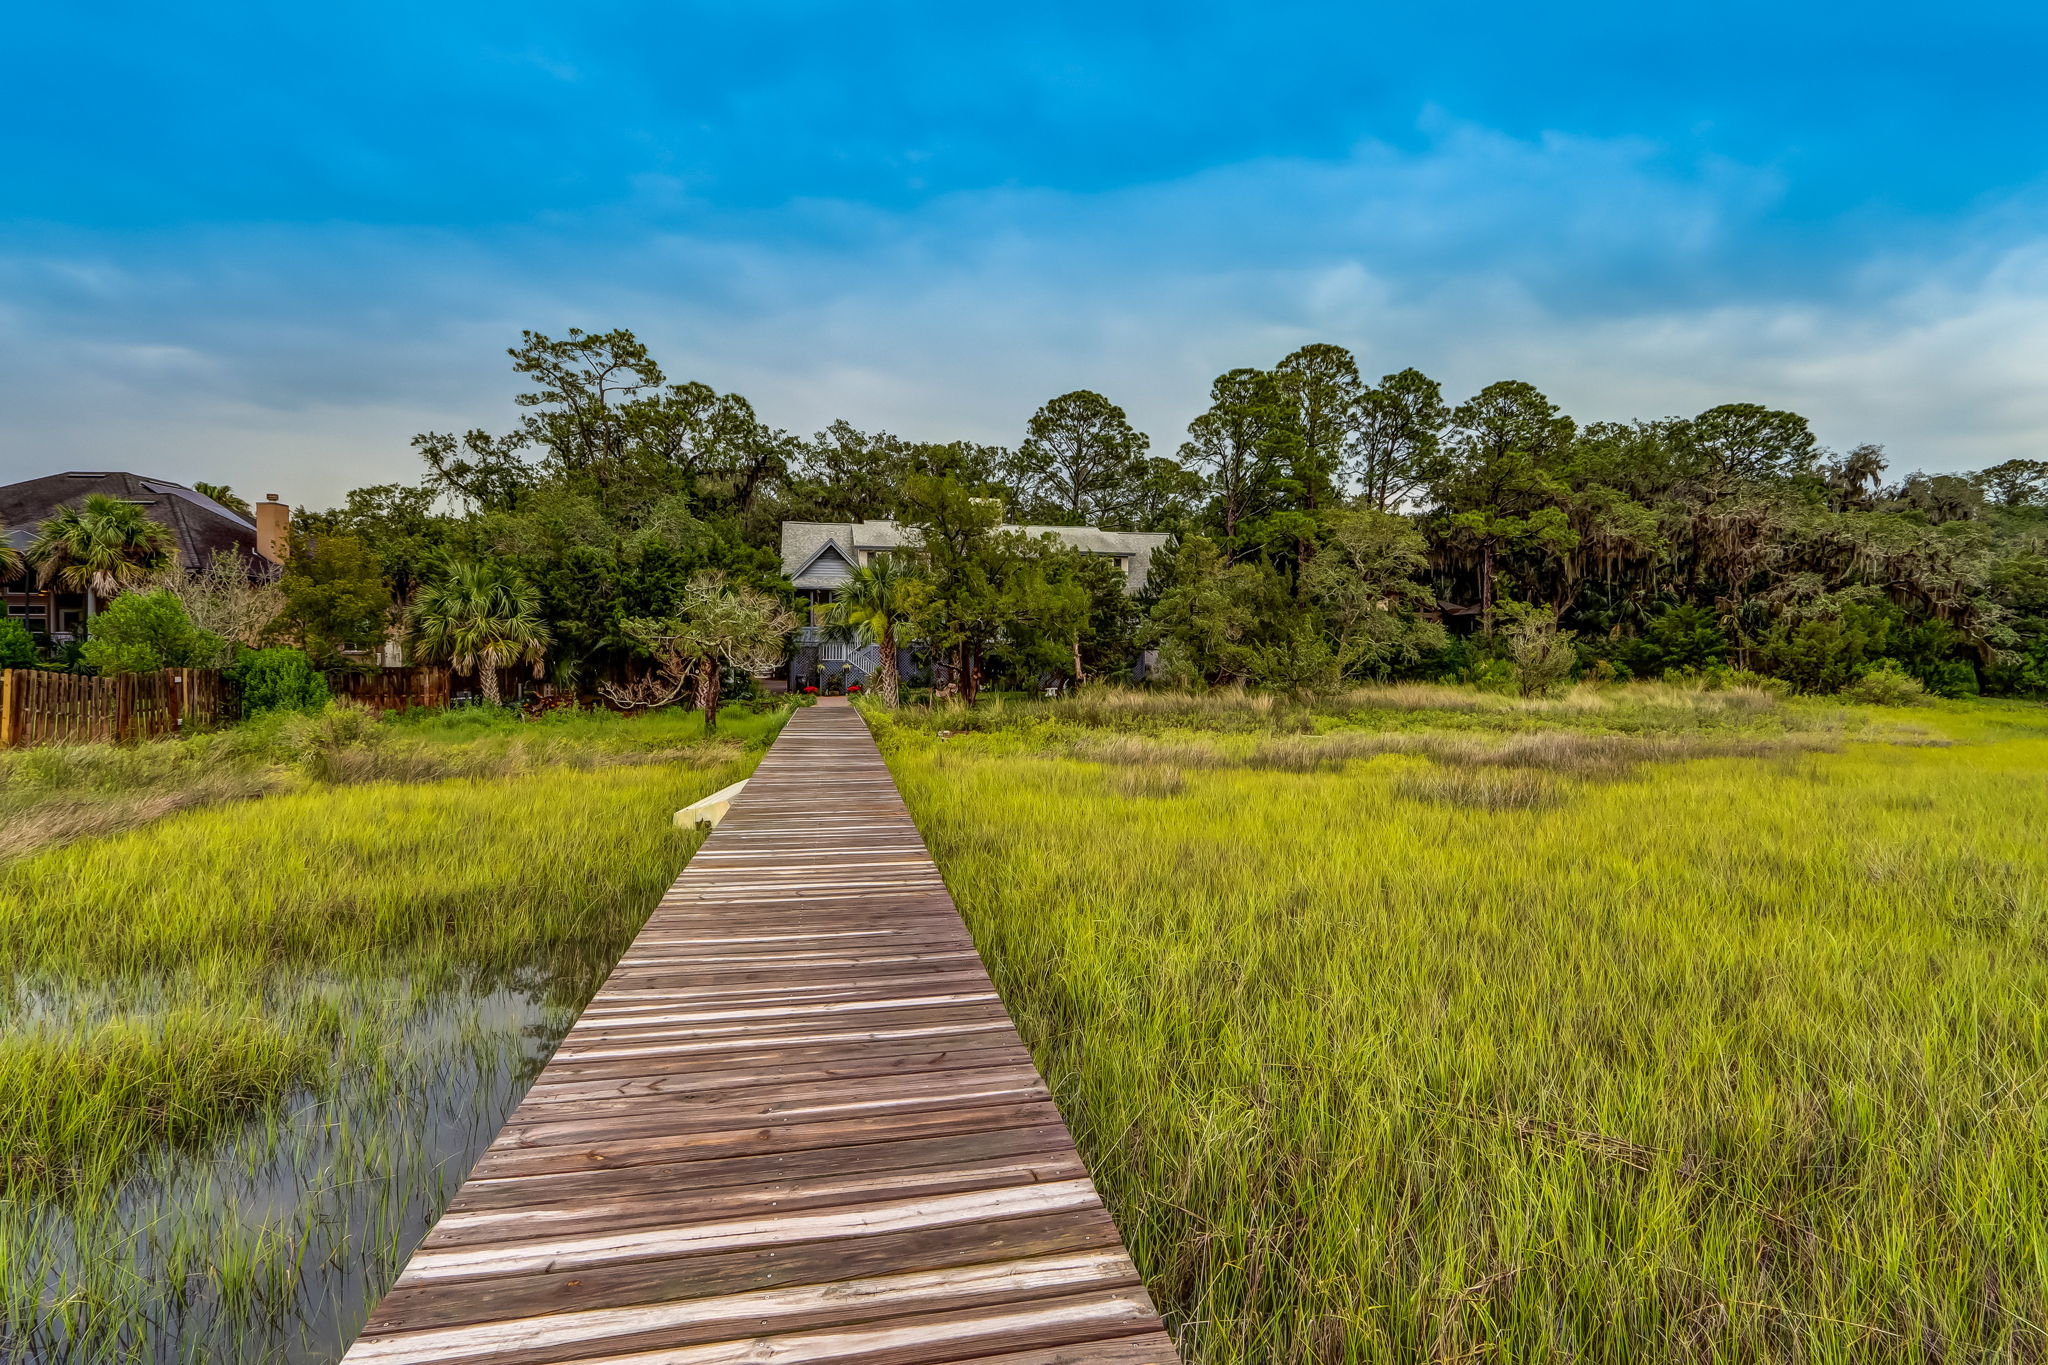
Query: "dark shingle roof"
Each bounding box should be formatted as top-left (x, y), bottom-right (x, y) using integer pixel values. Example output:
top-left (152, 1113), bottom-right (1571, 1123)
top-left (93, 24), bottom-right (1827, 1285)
top-left (0, 472), bottom-right (260, 572)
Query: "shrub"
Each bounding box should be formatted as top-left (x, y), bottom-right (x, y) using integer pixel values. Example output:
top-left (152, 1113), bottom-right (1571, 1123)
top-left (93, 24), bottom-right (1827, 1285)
top-left (1632, 603), bottom-right (1727, 674)
top-left (282, 699), bottom-right (383, 750)
top-left (1502, 606), bottom-right (1577, 697)
top-left (1984, 631), bottom-right (2048, 699)
top-left (1421, 633), bottom-right (1487, 684)
top-left (1470, 657), bottom-right (1517, 693)
top-left (1910, 657), bottom-right (1980, 698)
top-left (1841, 660), bottom-right (1928, 706)
top-left (1887, 617), bottom-right (1975, 696)
top-left (230, 647), bottom-right (331, 716)
top-left (1755, 602), bottom-right (1894, 693)
top-left (280, 701), bottom-right (385, 780)
top-left (1683, 665), bottom-right (1792, 696)
top-left (78, 592), bottom-right (227, 675)
top-left (720, 666), bottom-right (763, 702)
top-left (0, 617), bottom-right (37, 668)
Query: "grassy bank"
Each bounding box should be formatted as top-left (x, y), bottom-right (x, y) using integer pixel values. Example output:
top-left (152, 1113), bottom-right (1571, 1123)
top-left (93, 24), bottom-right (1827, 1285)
top-left (0, 702), bottom-right (788, 1362)
top-left (0, 700), bottom-right (781, 861)
top-left (876, 685), bottom-right (2048, 1364)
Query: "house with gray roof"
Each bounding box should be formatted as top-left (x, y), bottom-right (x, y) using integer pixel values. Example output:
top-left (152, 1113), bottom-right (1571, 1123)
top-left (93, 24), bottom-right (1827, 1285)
top-left (779, 518), bottom-right (1171, 690)
top-left (2, 471), bottom-right (282, 641)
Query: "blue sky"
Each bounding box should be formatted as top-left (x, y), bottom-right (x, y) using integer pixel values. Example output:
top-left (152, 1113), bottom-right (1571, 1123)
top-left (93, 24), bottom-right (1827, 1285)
top-left (4, 2), bottom-right (2046, 503)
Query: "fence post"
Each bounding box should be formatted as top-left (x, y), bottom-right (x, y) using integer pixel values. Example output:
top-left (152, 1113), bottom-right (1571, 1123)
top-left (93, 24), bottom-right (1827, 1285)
top-left (0, 670), bottom-right (15, 749)
top-left (115, 673), bottom-right (133, 743)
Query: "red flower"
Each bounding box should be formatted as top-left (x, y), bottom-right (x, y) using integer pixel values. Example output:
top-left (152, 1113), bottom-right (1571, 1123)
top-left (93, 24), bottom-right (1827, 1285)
top-left (803, 685), bottom-right (818, 694)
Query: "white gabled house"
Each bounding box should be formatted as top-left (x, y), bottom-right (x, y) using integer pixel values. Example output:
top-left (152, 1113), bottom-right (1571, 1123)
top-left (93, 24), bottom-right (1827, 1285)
top-left (779, 518), bottom-right (1171, 690)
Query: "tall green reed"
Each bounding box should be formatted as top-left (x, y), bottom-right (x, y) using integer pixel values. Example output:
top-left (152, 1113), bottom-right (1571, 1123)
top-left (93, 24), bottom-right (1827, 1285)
top-left (886, 695), bottom-right (2048, 1363)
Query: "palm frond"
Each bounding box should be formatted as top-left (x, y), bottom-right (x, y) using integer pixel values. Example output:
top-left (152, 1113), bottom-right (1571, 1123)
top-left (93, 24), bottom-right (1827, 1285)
top-left (406, 560), bottom-right (553, 685)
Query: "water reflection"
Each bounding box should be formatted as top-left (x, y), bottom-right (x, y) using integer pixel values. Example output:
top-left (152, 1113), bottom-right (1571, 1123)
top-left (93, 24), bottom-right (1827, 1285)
top-left (1, 976), bottom-right (594, 1364)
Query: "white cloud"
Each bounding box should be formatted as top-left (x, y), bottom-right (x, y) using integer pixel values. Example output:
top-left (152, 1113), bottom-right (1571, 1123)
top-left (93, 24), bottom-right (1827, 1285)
top-left (2, 121), bottom-right (2044, 505)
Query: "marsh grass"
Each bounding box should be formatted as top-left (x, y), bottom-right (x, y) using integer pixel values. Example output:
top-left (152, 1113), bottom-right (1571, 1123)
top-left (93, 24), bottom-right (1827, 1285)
top-left (1109, 765), bottom-right (1191, 800)
top-left (0, 763), bottom-right (730, 980)
top-left (1391, 764), bottom-right (1562, 810)
top-left (0, 1007), bottom-right (333, 1200)
top-left (879, 689), bottom-right (2048, 1363)
top-left (909, 680), bottom-right (1814, 739)
top-left (0, 704), bottom-right (787, 1362)
top-left (3, 993), bottom-right (547, 1363)
top-left (0, 702), bottom-right (778, 861)
top-left (1074, 728), bottom-right (1851, 781)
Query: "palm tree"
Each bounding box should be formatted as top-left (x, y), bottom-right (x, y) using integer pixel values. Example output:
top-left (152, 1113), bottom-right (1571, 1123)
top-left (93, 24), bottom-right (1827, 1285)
top-left (826, 556), bottom-right (918, 707)
top-left (408, 560), bottom-right (551, 706)
top-left (192, 482), bottom-right (253, 519)
top-left (28, 494), bottom-right (178, 621)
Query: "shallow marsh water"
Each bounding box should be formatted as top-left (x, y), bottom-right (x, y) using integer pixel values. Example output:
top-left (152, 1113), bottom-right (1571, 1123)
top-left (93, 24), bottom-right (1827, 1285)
top-left (0, 974), bottom-right (592, 1364)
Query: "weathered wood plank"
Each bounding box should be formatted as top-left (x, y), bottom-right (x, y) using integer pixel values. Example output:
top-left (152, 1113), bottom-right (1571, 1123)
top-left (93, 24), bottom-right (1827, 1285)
top-left (344, 1256), bottom-right (1144, 1364)
top-left (342, 704), bottom-right (1177, 1364)
top-left (443, 1127), bottom-right (1080, 1215)
top-left (464, 1101), bottom-right (1070, 1181)
top-left (422, 1152), bottom-right (1092, 1249)
top-left (361, 1210), bottom-right (1131, 1337)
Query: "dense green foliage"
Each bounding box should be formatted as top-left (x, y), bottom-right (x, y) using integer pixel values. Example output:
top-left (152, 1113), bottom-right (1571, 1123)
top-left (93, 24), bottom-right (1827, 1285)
top-left (202, 326), bottom-right (2046, 708)
top-left (7, 326), bottom-right (2042, 702)
top-left (268, 531), bottom-right (391, 665)
top-left (0, 618), bottom-right (36, 668)
top-left (227, 646), bottom-right (330, 714)
top-left (75, 591), bottom-right (226, 674)
top-left (878, 688), bottom-right (2048, 1363)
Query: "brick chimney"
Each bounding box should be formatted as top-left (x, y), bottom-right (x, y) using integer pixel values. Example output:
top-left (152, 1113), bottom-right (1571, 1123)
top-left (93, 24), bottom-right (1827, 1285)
top-left (255, 494), bottom-right (290, 564)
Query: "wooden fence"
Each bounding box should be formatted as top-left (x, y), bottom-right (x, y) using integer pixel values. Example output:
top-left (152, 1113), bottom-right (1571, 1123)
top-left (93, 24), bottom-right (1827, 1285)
top-left (326, 666), bottom-right (452, 713)
top-left (0, 664), bottom-right (465, 748)
top-left (0, 668), bottom-right (239, 748)
top-left (175, 669), bottom-right (238, 731)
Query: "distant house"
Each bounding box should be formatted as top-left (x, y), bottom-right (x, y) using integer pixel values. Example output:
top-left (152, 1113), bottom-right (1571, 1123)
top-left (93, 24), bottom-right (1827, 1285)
top-left (779, 518), bottom-right (1172, 689)
top-left (1, 471), bottom-right (286, 640)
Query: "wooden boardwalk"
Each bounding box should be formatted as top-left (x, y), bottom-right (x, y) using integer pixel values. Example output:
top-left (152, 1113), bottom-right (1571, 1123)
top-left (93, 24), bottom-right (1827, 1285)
top-left (343, 702), bottom-right (1179, 1365)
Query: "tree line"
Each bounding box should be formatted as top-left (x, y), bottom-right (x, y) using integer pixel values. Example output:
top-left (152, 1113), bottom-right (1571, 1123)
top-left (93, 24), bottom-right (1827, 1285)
top-left (13, 325), bottom-right (2048, 708)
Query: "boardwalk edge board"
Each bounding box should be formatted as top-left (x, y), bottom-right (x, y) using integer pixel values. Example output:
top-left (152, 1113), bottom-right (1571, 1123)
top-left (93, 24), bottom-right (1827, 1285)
top-left (344, 703), bottom-right (1181, 1365)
